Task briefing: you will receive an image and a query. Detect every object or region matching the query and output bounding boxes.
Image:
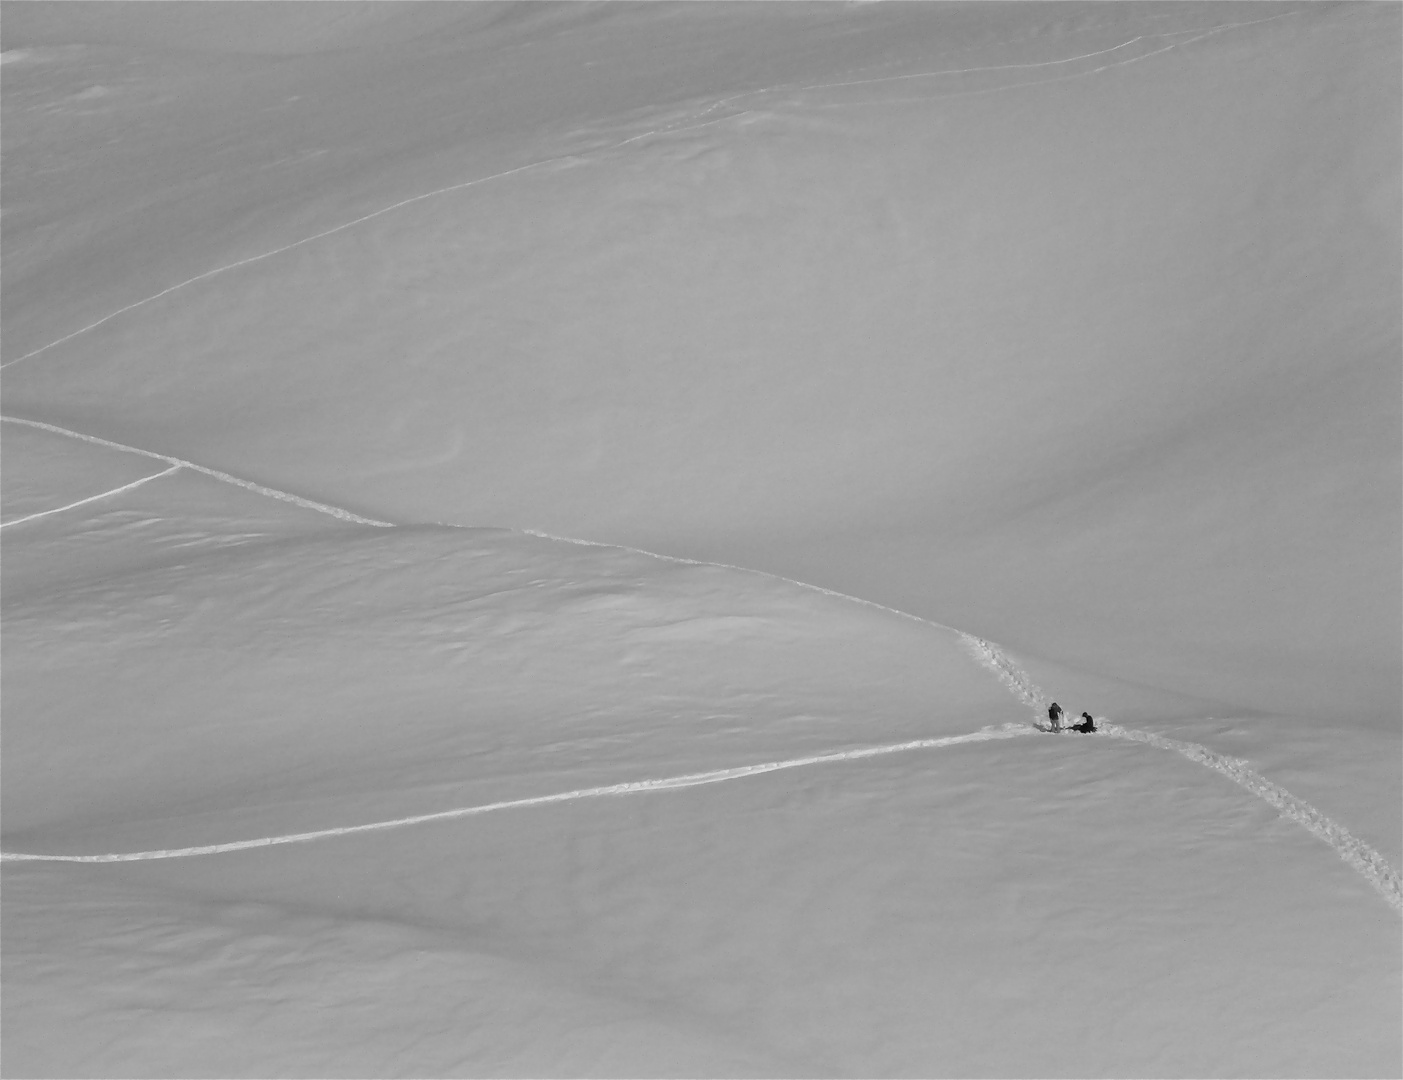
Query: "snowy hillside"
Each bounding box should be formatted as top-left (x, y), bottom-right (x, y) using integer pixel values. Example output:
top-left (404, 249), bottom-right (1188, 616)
top-left (2, 3), bottom-right (1399, 1077)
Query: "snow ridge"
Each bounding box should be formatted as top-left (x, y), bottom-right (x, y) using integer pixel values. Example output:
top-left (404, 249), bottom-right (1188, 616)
top-left (0, 725), bottom-right (1034, 863)
top-left (0, 416), bottom-right (396, 528)
top-left (964, 636), bottom-right (1403, 915)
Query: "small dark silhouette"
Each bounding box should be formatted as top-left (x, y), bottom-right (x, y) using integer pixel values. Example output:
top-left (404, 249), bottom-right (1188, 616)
top-left (1071, 712), bottom-right (1096, 733)
top-left (1048, 702), bottom-right (1064, 731)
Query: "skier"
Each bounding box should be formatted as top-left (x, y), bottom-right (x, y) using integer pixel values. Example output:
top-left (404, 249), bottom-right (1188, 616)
top-left (1047, 702), bottom-right (1064, 732)
top-left (1071, 711), bottom-right (1096, 733)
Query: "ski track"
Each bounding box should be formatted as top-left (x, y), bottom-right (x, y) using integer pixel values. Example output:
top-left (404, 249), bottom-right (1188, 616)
top-left (5, 6), bottom-right (1390, 912)
top-left (0, 416), bottom-right (395, 528)
top-left (0, 726), bottom-right (1036, 863)
top-left (0, 10), bottom-right (1298, 371)
top-left (1100, 723), bottom-right (1403, 915)
top-left (964, 636), bottom-right (1403, 916)
top-left (0, 464), bottom-right (182, 529)
top-left (1, 416), bottom-right (1398, 915)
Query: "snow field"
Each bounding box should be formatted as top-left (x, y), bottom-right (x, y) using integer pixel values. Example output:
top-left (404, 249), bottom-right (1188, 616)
top-left (3, 3), bottom-right (1399, 1075)
top-left (5, 421), bottom-right (1396, 913)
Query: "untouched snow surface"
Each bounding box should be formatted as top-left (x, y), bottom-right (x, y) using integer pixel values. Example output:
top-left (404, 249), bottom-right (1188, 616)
top-left (3, 3), bottom-right (1400, 1077)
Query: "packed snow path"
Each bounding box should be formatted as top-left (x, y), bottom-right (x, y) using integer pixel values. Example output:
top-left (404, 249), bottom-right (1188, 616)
top-left (0, 416), bottom-right (395, 527)
top-left (4, 712), bottom-right (1398, 915)
top-left (0, 727), bottom-right (1034, 862)
top-left (0, 464), bottom-right (182, 529)
top-left (962, 637), bottom-right (1403, 915)
top-left (2, 421), bottom-right (1397, 914)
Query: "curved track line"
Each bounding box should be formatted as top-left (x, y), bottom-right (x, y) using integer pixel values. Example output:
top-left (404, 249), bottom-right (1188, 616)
top-left (2, 12), bottom-right (1299, 371)
top-left (0, 725), bottom-right (1035, 863)
top-left (0, 155), bottom-right (581, 370)
top-left (3, 552), bottom-right (1397, 915)
top-left (807, 16), bottom-right (1290, 112)
top-left (0, 416), bottom-right (395, 528)
top-left (520, 529), bottom-right (967, 639)
top-left (1100, 722), bottom-right (1403, 915)
top-left (0, 464), bottom-right (181, 529)
top-left (800, 10), bottom-right (1297, 97)
top-left (964, 635), bottom-right (1403, 915)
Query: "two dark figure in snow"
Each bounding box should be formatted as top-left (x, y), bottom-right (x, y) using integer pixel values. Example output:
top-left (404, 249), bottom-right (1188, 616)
top-left (1047, 702), bottom-right (1095, 733)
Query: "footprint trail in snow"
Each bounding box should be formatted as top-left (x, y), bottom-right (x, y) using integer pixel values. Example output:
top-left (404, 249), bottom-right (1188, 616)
top-left (0, 414), bottom-right (1396, 913)
top-left (962, 634), bottom-right (1403, 915)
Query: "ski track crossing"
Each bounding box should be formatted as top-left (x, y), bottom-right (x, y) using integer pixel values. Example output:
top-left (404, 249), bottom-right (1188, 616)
top-left (1, 414), bottom-right (1399, 916)
top-left (0, 10), bottom-right (1298, 371)
top-left (0, 415), bottom-right (395, 528)
top-left (0, 463), bottom-right (182, 529)
top-left (6, 7), bottom-right (1392, 914)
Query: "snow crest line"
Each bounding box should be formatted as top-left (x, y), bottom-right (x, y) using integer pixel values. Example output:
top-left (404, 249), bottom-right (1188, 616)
top-left (0, 464), bottom-right (182, 529)
top-left (0, 726), bottom-right (1034, 863)
top-left (0, 416), bottom-right (396, 528)
top-left (963, 635), bottom-right (1403, 915)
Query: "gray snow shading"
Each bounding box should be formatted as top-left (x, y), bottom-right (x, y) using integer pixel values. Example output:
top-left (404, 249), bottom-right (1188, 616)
top-left (3, 3), bottom-right (1399, 1077)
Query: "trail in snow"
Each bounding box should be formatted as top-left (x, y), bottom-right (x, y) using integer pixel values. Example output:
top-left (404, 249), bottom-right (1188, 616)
top-left (798, 20), bottom-right (1243, 93)
top-left (2, 534), bottom-right (1398, 913)
top-left (804, 11), bottom-right (1301, 111)
top-left (817, 32), bottom-right (1220, 112)
top-left (960, 634), bottom-right (1048, 712)
top-left (1101, 723), bottom-right (1403, 915)
top-left (0, 464), bottom-right (182, 529)
top-left (0, 725), bottom-right (1035, 863)
top-left (521, 529), bottom-right (966, 637)
top-left (0, 11), bottom-right (1299, 371)
top-left (0, 414), bottom-right (986, 649)
top-left (3, 427), bottom-right (1396, 912)
top-left (964, 635), bottom-right (1403, 916)
top-left (0, 416), bottom-right (396, 528)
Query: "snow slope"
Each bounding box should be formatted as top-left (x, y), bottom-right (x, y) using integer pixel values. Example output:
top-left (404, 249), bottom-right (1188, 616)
top-left (4, 1), bottom-right (1397, 722)
top-left (3, 2), bottom-right (1399, 1076)
top-left (3, 456), bottom-right (1398, 1076)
